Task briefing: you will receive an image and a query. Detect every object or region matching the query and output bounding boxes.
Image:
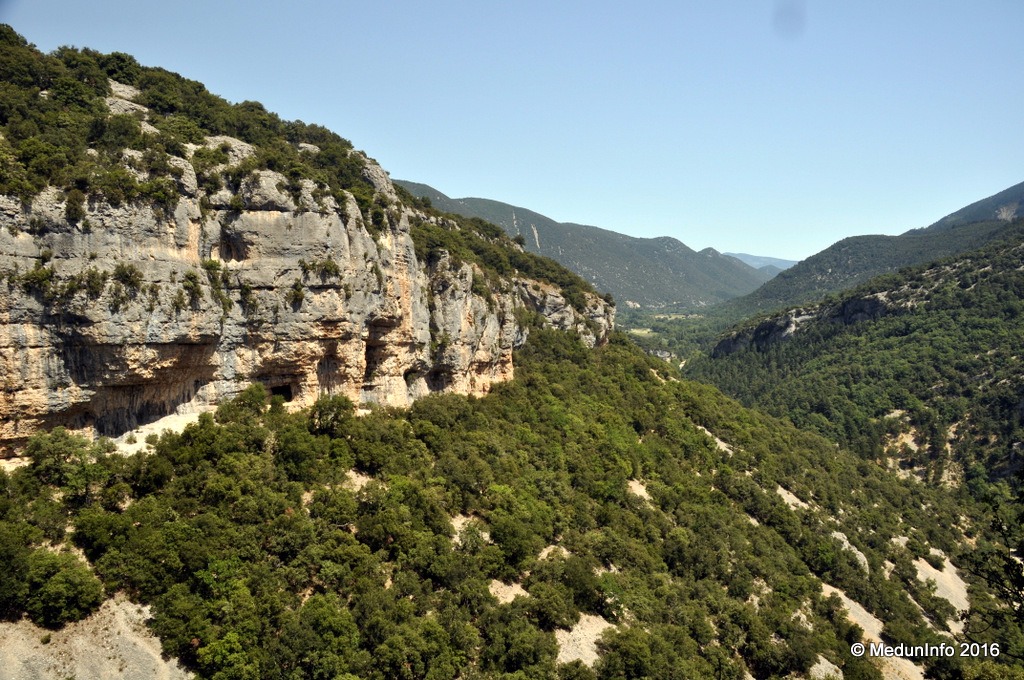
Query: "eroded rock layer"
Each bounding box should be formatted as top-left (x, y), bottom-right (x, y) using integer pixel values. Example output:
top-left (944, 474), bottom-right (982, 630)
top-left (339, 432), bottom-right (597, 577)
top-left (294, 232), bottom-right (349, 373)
top-left (0, 155), bottom-right (612, 453)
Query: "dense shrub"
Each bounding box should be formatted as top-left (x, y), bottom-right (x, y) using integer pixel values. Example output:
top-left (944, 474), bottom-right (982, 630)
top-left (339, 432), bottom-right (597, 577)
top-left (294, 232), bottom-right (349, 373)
top-left (25, 550), bottom-right (104, 628)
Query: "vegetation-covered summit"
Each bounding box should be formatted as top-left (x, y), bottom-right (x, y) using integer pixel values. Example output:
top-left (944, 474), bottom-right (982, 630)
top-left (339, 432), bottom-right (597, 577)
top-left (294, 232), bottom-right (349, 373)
top-left (396, 180), bottom-right (773, 309)
top-left (0, 23), bottom-right (372, 205)
top-left (688, 223), bottom-right (1024, 479)
top-left (3, 22), bottom-right (1024, 680)
top-left (0, 24), bottom-right (600, 315)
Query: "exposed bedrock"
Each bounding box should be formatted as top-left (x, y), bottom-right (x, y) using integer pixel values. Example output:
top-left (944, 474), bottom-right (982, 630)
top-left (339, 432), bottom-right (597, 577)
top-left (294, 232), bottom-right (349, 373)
top-left (0, 165), bottom-right (612, 453)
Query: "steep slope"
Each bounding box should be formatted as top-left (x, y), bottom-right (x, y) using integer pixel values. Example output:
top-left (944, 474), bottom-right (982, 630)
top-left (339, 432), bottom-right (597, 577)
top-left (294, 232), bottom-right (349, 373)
top-left (928, 179), bottom-right (1024, 230)
top-left (696, 223), bottom-right (1024, 469)
top-left (685, 226), bottom-right (1024, 664)
top-left (396, 180), bottom-right (775, 308)
top-left (724, 181), bottom-right (1024, 315)
top-left (3, 27), bottom-right (1022, 680)
top-left (0, 30), bottom-right (612, 452)
top-left (2, 328), bottom-right (1005, 679)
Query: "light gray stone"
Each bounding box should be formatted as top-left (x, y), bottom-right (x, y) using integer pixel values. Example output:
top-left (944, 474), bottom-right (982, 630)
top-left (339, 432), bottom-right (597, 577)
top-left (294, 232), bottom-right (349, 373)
top-left (0, 170), bottom-right (613, 453)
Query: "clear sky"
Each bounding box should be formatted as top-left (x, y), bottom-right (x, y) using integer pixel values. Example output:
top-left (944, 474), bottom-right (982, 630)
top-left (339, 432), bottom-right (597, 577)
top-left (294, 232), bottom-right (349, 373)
top-left (2, 1), bottom-right (1022, 260)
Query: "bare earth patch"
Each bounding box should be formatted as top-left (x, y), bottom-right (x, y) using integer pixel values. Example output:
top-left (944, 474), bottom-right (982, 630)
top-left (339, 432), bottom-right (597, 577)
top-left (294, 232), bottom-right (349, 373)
top-left (488, 580), bottom-right (529, 604)
top-left (776, 485), bottom-right (811, 511)
top-left (822, 584), bottom-right (924, 680)
top-left (831, 531), bottom-right (870, 574)
top-left (555, 614), bottom-right (614, 667)
top-left (809, 654), bottom-right (842, 679)
top-left (0, 456), bottom-right (30, 473)
top-left (342, 470), bottom-right (374, 492)
top-left (626, 479), bottom-right (651, 501)
top-left (451, 514), bottom-right (473, 534)
top-left (113, 410), bottom-right (209, 456)
top-left (697, 426), bottom-right (733, 454)
top-left (539, 545), bottom-right (570, 560)
top-left (914, 550), bottom-right (969, 634)
top-left (451, 514), bottom-right (491, 545)
top-left (0, 594), bottom-right (192, 680)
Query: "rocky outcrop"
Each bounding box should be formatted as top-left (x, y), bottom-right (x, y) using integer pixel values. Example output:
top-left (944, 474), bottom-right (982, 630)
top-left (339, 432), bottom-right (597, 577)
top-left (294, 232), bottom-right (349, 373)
top-left (0, 138), bottom-right (612, 453)
top-left (712, 295), bottom-right (892, 358)
top-left (711, 310), bottom-right (814, 357)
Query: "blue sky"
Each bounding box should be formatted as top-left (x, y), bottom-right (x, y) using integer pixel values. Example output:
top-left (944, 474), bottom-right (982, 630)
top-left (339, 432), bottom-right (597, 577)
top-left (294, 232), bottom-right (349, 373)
top-left (2, 1), bottom-right (1022, 260)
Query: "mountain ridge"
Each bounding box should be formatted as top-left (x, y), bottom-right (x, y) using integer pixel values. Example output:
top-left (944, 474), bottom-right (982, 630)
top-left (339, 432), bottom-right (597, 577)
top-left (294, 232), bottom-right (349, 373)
top-left (0, 25), bottom-right (1020, 679)
top-left (723, 252), bottom-right (798, 270)
top-left (723, 181), bottom-right (1024, 315)
top-left (396, 180), bottom-right (775, 309)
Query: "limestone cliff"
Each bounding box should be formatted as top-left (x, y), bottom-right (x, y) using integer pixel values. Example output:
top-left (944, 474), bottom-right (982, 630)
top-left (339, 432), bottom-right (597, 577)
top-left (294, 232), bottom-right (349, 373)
top-left (711, 294), bottom-right (893, 358)
top-left (0, 90), bottom-right (612, 453)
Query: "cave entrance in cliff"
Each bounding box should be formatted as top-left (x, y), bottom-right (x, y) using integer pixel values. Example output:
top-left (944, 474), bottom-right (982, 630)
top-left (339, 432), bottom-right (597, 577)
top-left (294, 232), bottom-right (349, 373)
top-left (426, 368), bottom-right (452, 392)
top-left (270, 384), bottom-right (294, 402)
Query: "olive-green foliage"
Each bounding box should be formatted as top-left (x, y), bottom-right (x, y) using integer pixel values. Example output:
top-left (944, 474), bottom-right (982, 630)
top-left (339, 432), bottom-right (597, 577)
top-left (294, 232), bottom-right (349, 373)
top-left (3, 327), bottom-right (1007, 677)
top-left (64, 187), bottom-right (86, 221)
top-left (201, 259), bottom-right (232, 313)
top-left (286, 279), bottom-right (305, 308)
top-left (724, 217), bottom-right (1023, 316)
top-left (409, 215), bottom-right (597, 314)
top-left (0, 23), bottom-right (1014, 676)
top-left (688, 229), bottom-right (1024, 477)
top-left (683, 228), bottom-right (1024, 660)
top-left (0, 25), bottom-right (376, 207)
top-left (0, 26), bottom-right (597, 326)
top-left (25, 549), bottom-right (104, 628)
top-left (181, 270), bottom-right (203, 308)
top-left (112, 262), bottom-right (143, 291)
top-left (299, 258), bottom-right (341, 281)
top-left (0, 519), bottom-right (35, 620)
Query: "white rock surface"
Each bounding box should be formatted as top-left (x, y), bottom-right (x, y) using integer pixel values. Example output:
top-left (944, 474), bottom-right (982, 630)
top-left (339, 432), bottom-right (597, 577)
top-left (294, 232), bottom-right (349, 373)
top-left (914, 549), bottom-right (968, 633)
top-left (0, 595), bottom-right (192, 680)
top-left (554, 614), bottom-right (614, 667)
top-left (822, 583), bottom-right (924, 680)
top-left (831, 531), bottom-right (870, 574)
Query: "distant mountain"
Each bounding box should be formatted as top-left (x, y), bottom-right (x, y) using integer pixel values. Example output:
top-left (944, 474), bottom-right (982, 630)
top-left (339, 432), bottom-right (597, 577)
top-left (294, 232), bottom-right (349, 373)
top-left (690, 221), bottom-right (1024, 482)
top-left (928, 179), bottom-right (1024, 230)
top-left (723, 180), bottom-right (1024, 315)
top-left (723, 253), bottom-right (798, 270)
top-left (396, 180), bottom-right (775, 308)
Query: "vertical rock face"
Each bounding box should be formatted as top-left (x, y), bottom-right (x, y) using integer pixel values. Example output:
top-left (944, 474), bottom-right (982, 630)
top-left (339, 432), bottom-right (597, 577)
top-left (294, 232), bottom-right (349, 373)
top-left (0, 154), bottom-right (613, 453)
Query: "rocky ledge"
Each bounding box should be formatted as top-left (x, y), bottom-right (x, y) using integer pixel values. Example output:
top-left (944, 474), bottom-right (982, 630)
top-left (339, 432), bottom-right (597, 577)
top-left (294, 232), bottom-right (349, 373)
top-left (0, 136), bottom-right (612, 454)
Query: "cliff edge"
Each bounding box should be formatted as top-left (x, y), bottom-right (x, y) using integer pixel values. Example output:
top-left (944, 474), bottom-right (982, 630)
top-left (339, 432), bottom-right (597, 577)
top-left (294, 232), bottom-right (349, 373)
top-left (0, 81), bottom-right (612, 453)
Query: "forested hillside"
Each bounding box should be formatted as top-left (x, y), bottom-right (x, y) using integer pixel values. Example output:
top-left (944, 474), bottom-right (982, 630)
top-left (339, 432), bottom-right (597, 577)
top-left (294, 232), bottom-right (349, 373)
top-left (3, 327), bottom-right (1014, 679)
top-left (2, 23), bottom-right (1023, 680)
top-left (724, 207), bottom-right (1024, 316)
top-left (0, 25), bottom-right (616, 451)
top-left (0, 24), bottom-right (596, 311)
top-left (395, 180), bottom-right (774, 309)
top-left (685, 227), bottom-right (1024, 668)
top-left (689, 223), bottom-right (1024, 478)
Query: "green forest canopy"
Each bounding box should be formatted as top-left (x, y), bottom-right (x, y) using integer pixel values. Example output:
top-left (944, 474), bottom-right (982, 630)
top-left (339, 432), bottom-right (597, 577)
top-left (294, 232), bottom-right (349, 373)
top-left (1, 328), bottom-right (1017, 679)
